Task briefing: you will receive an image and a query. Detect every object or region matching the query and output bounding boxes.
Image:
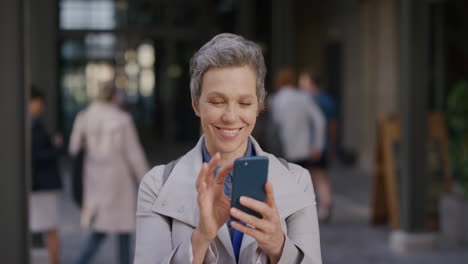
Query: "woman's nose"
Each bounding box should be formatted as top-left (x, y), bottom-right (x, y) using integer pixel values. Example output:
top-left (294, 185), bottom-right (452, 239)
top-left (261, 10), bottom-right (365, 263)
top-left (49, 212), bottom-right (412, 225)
top-left (222, 105), bottom-right (237, 123)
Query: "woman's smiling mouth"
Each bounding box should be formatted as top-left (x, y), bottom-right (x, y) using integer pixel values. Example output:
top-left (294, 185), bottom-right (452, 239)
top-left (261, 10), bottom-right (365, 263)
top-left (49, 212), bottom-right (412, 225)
top-left (215, 127), bottom-right (243, 138)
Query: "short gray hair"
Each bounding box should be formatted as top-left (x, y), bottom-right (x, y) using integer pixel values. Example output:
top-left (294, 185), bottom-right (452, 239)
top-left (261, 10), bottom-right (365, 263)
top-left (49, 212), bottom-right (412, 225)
top-left (190, 33), bottom-right (267, 110)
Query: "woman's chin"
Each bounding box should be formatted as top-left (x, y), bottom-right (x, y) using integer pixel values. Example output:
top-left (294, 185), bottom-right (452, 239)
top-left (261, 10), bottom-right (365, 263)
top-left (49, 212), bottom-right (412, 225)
top-left (210, 137), bottom-right (247, 154)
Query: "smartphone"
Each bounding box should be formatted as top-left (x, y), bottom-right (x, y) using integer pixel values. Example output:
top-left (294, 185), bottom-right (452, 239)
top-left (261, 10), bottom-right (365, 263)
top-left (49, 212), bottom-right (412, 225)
top-left (231, 156), bottom-right (269, 220)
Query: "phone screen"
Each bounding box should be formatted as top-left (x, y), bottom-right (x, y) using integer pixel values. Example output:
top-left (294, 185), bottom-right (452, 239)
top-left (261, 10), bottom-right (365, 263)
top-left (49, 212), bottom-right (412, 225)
top-left (231, 156), bottom-right (269, 220)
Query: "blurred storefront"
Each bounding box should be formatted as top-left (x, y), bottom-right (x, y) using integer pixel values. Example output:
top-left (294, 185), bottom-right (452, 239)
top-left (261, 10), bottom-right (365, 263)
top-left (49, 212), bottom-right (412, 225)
top-left (54, 0), bottom-right (273, 146)
top-left (24, 0), bottom-right (468, 169)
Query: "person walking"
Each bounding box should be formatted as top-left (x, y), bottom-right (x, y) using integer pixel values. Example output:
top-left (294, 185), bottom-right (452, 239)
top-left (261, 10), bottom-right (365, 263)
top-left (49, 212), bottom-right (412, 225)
top-left (269, 68), bottom-right (326, 169)
top-left (29, 87), bottom-right (64, 264)
top-left (299, 69), bottom-right (338, 222)
top-left (69, 82), bottom-right (149, 264)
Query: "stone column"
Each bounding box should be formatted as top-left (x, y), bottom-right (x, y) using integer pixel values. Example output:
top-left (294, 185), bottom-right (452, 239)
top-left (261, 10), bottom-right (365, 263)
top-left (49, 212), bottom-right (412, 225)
top-left (389, 0), bottom-right (435, 253)
top-left (271, 0), bottom-right (294, 76)
top-left (342, 0), bottom-right (400, 170)
top-left (0, 0), bottom-right (30, 262)
top-left (399, 0), bottom-right (430, 233)
top-left (30, 0), bottom-right (59, 131)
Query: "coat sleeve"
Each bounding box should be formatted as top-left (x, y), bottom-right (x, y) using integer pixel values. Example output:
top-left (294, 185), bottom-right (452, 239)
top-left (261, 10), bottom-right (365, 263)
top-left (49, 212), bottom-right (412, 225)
top-left (278, 166), bottom-right (322, 264)
top-left (68, 111), bottom-right (84, 157)
top-left (134, 166), bottom-right (217, 264)
top-left (32, 120), bottom-right (62, 161)
top-left (123, 115), bottom-right (149, 182)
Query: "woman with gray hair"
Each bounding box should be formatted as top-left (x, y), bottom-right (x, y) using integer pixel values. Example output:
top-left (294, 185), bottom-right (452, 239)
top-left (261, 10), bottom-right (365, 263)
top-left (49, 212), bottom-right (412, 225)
top-left (69, 81), bottom-right (149, 264)
top-left (134, 33), bottom-right (321, 264)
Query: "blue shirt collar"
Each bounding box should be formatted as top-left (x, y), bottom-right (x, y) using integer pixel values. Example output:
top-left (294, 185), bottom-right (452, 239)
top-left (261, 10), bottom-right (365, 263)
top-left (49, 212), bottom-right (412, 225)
top-left (201, 137), bottom-right (255, 163)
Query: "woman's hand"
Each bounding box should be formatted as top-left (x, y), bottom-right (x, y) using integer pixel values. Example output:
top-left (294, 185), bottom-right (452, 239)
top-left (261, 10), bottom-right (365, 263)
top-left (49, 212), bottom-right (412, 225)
top-left (192, 153), bottom-right (233, 263)
top-left (230, 182), bottom-right (285, 264)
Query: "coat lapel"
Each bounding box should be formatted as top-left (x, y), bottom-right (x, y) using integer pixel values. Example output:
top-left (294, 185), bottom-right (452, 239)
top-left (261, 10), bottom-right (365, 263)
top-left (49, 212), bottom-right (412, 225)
top-left (150, 137), bottom-right (203, 228)
top-left (240, 233), bottom-right (256, 258)
top-left (218, 223), bottom-right (236, 260)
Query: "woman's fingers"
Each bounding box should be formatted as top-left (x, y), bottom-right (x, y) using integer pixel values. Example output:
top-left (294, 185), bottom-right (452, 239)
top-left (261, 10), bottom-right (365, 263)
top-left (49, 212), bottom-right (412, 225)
top-left (205, 153), bottom-right (221, 185)
top-left (265, 182), bottom-right (277, 208)
top-left (231, 221), bottom-right (262, 240)
top-left (196, 153), bottom-right (221, 189)
top-left (195, 162), bottom-right (208, 189)
top-left (230, 207), bottom-right (263, 229)
top-left (215, 162), bottom-right (234, 184)
top-left (239, 196), bottom-right (274, 219)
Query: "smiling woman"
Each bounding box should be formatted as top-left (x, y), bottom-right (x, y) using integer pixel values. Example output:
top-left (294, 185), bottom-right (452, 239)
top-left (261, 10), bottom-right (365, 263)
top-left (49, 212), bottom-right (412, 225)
top-left (134, 33), bottom-right (322, 264)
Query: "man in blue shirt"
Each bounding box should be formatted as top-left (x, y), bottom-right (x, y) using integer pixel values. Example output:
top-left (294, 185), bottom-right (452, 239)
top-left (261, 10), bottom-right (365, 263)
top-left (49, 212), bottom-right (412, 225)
top-left (299, 69), bottom-right (338, 223)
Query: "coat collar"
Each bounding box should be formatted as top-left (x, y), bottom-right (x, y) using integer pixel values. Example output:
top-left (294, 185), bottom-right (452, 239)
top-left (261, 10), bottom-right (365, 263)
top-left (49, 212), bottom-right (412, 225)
top-left (151, 135), bottom-right (315, 260)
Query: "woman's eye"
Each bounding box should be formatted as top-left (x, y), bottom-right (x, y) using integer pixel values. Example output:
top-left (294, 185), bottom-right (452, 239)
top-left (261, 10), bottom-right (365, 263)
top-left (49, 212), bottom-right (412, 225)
top-left (240, 102), bottom-right (252, 106)
top-left (210, 101), bottom-right (223, 105)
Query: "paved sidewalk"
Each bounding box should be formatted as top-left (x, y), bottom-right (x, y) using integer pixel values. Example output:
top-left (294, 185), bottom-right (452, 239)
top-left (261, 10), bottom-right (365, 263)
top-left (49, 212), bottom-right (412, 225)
top-left (320, 163), bottom-right (468, 264)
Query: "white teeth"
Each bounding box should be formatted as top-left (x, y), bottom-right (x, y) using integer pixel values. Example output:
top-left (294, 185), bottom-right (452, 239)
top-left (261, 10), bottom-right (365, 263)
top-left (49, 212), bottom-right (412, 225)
top-left (220, 129), bottom-right (239, 135)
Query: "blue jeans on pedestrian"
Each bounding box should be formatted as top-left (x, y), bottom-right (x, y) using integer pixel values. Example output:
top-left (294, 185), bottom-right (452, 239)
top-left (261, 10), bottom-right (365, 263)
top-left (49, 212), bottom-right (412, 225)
top-left (74, 232), bottom-right (130, 264)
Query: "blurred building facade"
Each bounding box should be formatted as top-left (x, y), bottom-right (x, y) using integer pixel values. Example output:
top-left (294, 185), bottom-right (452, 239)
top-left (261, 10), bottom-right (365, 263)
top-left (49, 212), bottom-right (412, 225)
top-left (28, 0), bottom-right (465, 170)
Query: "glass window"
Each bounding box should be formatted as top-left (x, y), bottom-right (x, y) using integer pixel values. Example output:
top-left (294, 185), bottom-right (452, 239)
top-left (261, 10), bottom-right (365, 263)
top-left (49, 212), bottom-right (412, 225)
top-left (60, 0), bottom-right (116, 30)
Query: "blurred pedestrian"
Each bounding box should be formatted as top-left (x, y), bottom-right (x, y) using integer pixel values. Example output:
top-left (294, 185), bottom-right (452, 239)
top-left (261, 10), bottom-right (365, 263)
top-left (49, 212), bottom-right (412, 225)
top-left (69, 81), bottom-right (149, 264)
top-left (299, 69), bottom-right (338, 222)
top-left (269, 68), bottom-right (326, 168)
top-left (29, 87), bottom-right (63, 264)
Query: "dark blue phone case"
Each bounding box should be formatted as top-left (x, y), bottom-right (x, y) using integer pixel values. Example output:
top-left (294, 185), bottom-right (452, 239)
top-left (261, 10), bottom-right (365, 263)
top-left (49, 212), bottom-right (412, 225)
top-left (231, 156), bottom-right (269, 220)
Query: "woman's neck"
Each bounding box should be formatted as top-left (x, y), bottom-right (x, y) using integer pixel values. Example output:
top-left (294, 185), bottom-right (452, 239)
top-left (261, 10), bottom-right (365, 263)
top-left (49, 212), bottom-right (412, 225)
top-left (205, 141), bottom-right (248, 167)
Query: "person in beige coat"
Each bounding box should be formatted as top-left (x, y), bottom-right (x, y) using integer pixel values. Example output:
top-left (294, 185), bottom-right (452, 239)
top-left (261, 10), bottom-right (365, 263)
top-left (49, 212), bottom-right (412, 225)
top-left (69, 82), bottom-right (149, 264)
top-left (134, 33), bottom-right (322, 264)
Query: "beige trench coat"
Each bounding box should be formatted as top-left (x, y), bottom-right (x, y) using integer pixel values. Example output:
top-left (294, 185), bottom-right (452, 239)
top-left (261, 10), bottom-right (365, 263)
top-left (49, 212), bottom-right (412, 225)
top-left (69, 102), bottom-right (149, 232)
top-left (134, 136), bottom-right (322, 264)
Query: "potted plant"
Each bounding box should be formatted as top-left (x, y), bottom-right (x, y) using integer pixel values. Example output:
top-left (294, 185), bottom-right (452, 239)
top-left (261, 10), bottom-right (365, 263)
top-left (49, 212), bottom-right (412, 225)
top-left (445, 80), bottom-right (468, 245)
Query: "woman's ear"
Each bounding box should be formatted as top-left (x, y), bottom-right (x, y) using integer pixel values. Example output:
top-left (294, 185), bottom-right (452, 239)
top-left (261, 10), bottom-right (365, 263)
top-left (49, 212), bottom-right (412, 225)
top-left (192, 100), bottom-right (200, 117)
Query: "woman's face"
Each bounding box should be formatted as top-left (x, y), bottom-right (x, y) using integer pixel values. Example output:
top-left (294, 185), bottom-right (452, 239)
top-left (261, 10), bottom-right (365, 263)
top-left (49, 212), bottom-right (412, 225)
top-left (193, 65), bottom-right (258, 157)
top-left (29, 98), bottom-right (44, 117)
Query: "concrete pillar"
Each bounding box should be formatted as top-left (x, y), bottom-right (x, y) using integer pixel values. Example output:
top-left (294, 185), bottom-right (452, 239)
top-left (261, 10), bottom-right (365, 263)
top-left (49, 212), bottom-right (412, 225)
top-left (399, 0), bottom-right (430, 233)
top-left (271, 0), bottom-right (294, 76)
top-left (30, 0), bottom-right (59, 131)
top-left (294, 1), bottom-right (327, 72)
top-left (359, 0), bottom-right (379, 170)
top-left (389, 0), bottom-right (436, 253)
top-left (432, 2), bottom-right (446, 111)
top-left (0, 0), bottom-right (30, 262)
top-left (375, 0), bottom-right (400, 115)
top-left (342, 2), bottom-right (365, 161)
top-left (342, 0), bottom-right (400, 170)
